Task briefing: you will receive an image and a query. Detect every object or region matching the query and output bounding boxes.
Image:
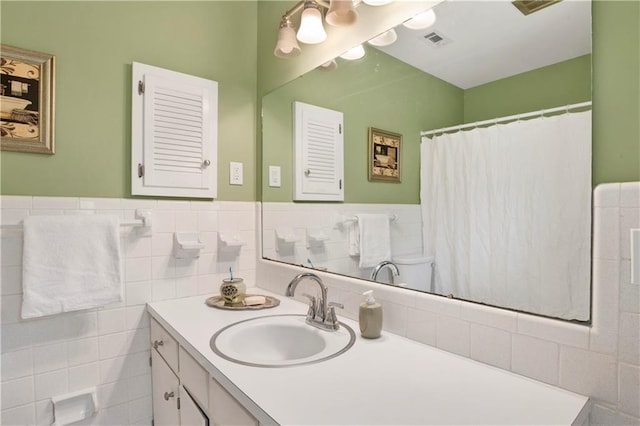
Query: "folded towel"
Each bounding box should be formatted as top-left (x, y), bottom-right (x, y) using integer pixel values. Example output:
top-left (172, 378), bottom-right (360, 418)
top-left (21, 215), bottom-right (123, 319)
top-left (356, 214), bottom-right (391, 269)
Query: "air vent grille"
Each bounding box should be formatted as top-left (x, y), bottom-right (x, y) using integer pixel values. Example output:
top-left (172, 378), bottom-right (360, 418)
top-left (512, 0), bottom-right (562, 16)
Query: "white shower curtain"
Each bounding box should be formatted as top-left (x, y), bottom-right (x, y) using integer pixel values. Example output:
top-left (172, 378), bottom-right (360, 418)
top-left (420, 111), bottom-right (591, 320)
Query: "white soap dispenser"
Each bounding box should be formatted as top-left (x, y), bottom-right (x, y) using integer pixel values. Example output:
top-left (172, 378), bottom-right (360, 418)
top-left (359, 290), bottom-right (382, 339)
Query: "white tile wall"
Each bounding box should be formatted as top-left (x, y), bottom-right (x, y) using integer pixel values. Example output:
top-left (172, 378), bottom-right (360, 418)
top-left (262, 202), bottom-right (423, 281)
top-left (257, 182), bottom-right (640, 425)
top-left (2, 184), bottom-right (638, 425)
top-left (0, 196), bottom-right (257, 426)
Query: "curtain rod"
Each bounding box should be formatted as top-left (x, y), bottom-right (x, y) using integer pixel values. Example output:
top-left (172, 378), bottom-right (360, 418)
top-left (421, 101), bottom-right (592, 137)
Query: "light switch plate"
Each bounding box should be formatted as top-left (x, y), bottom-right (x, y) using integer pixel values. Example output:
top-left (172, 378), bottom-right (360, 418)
top-left (230, 162), bottom-right (243, 185)
top-left (269, 166), bottom-right (281, 187)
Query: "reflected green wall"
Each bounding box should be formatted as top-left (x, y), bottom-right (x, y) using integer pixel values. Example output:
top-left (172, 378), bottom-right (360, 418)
top-left (0, 1), bottom-right (257, 201)
top-left (262, 51), bottom-right (592, 204)
top-left (464, 55), bottom-right (592, 123)
top-left (262, 47), bottom-right (463, 204)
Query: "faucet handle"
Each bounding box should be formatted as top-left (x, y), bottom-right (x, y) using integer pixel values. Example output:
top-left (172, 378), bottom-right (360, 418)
top-left (327, 302), bottom-right (343, 330)
top-left (302, 293), bottom-right (317, 319)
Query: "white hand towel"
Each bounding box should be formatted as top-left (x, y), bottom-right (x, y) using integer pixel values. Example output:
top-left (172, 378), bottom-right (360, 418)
top-left (357, 214), bottom-right (391, 269)
top-left (21, 215), bottom-right (123, 319)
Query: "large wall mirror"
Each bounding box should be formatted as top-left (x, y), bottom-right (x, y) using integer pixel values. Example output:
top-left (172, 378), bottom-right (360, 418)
top-left (261, 0), bottom-right (592, 322)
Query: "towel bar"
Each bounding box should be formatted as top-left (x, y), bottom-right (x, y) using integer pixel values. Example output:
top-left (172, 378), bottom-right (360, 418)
top-left (0, 209), bottom-right (152, 230)
top-left (338, 214), bottom-right (398, 225)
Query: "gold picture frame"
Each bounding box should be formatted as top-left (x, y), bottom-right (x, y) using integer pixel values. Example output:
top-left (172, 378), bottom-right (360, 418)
top-left (368, 127), bottom-right (401, 183)
top-left (1, 45), bottom-right (55, 154)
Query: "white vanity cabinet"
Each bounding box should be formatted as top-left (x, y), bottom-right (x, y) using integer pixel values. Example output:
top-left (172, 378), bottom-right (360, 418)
top-left (150, 317), bottom-right (259, 426)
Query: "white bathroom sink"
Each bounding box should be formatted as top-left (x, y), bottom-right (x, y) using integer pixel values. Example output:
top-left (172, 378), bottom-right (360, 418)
top-left (210, 314), bottom-right (355, 367)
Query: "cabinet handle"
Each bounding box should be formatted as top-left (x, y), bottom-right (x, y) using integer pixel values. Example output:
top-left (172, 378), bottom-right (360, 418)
top-left (164, 391), bottom-right (175, 401)
top-left (153, 340), bottom-right (164, 349)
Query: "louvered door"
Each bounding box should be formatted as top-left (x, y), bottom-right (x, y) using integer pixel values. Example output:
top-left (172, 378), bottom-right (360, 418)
top-left (132, 62), bottom-right (217, 198)
top-left (293, 101), bottom-right (344, 201)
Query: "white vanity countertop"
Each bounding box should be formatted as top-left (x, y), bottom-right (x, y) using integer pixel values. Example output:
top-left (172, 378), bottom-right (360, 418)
top-left (147, 290), bottom-right (589, 425)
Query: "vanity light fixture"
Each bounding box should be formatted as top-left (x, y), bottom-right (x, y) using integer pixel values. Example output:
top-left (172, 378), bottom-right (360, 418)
top-left (403, 8), bottom-right (436, 30)
top-left (275, 0), bottom-right (400, 59)
top-left (339, 44), bottom-right (366, 60)
top-left (274, 18), bottom-right (302, 58)
top-left (297, 0), bottom-right (328, 44)
top-left (367, 28), bottom-right (398, 47)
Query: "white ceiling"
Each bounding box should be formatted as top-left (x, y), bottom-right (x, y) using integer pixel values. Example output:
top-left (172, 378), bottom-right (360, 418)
top-left (374, 0), bottom-right (592, 89)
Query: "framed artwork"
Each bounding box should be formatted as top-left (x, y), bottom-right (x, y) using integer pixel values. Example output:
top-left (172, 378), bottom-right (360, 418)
top-left (1, 45), bottom-right (55, 154)
top-left (368, 127), bottom-right (401, 183)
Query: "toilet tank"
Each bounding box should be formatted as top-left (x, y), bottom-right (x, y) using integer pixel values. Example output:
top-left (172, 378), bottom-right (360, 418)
top-left (392, 255), bottom-right (434, 292)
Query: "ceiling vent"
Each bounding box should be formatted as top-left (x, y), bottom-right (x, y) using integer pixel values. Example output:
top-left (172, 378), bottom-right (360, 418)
top-left (512, 0), bottom-right (562, 16)
top-left (422, 31), bottom-right (451, 48)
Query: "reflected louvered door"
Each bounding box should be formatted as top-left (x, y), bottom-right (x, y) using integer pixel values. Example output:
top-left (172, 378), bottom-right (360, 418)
top-left (143, 73), bottom-right (212, 190)
top-left (294, 102), bottom-right (344, 201)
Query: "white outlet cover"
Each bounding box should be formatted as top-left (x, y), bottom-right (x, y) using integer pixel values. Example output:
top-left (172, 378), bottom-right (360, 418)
top-left (269, 166), bottom-right (281, 187)
top-left (230, 162), bottom-right (243, 185)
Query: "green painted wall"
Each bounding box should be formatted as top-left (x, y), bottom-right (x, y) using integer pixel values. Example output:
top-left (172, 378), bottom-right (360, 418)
top-left (259, 1), bottom-right (640, 197)
top-left (0, 1), bottom-right (257, 201)
top-left (592, 0), bottom-right (640, 185)
top-left (261, 51), bottom-right (592, 204)
top-left (1, 1), bottom-right (637, 201)
top-left (463, 55), bottom-right (592, 123)
top-left (262, 47), bottom-right (463, 204)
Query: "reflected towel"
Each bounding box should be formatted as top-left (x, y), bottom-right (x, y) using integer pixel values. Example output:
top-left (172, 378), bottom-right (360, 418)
top-left (357, 214), bottom-right (391, 269)
top-left (21, 215), bottom-right (123, 319)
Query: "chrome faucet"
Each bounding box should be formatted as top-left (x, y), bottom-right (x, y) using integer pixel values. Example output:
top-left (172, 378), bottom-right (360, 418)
top-left (286, 273), bottom-right (342, 331)
top-left (370, 260), bottom-right (400, 284)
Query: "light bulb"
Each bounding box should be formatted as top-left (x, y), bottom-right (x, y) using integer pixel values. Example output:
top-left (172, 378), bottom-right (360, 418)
top-left (403, 9), bottom-right (436, 30)
top-left (318, 59), bottom-right (338, 71)
top-left (368, 29), bottom-right (398, 47)
top-left (340, 44), bottom-right (366, 60)
top-left (274, 21), bottom-right (301, 58)
top-left (326, 0), bottom-right (358, 26)
top-left (362, 0), bottom-right (394, 5)
top-left (297, 5), bottom-right (327, 44)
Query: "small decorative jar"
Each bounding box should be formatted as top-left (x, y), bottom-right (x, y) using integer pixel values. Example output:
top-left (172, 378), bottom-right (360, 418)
top-left (220, 278), bottom-right (246, 305)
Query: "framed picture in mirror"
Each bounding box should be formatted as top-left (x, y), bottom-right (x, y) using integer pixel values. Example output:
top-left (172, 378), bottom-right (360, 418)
top-left (0, 44), bottom-right (55, 154)
top-left (368, 127), bottom-right (401, 182)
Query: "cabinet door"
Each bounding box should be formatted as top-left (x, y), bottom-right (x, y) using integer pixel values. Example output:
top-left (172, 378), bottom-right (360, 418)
top-left (209, 377), bottom-right (258, 426)
top-left (150, 318), bottom-right (179, 373)
top-left (152, 350), bottom-right (180, 426)
top-left (180, 385), bottom-right (209, 426)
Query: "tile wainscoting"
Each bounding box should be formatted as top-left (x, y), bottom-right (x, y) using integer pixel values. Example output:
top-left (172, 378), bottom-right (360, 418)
top-left (0, 196), bottom-right (258, 425)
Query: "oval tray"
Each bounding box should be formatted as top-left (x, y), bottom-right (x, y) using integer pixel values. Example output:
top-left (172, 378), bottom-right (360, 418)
top-left (205, 294), bottom-right (280, 310)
